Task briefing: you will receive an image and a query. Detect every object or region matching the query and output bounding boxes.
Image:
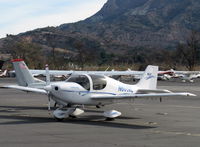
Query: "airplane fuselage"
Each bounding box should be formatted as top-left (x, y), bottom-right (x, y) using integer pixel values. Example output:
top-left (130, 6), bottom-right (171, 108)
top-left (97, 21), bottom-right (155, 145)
top-left (47, 75), bottom-right (139, 106)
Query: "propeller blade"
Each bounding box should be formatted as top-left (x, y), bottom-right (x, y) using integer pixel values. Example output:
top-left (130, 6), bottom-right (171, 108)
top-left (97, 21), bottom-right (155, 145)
top-left (45, 64), bottom-right (50, 85)
top-left (44, 85), bottom-right (52, 91)
top-left (48, 94), bottom-right (51, 111)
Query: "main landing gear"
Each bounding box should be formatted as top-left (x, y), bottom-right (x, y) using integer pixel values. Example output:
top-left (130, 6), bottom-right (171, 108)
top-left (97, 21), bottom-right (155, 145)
top-left (103, 110), bottom-right (122, 121)
top-left (53, 107), bottom-right (84, 121)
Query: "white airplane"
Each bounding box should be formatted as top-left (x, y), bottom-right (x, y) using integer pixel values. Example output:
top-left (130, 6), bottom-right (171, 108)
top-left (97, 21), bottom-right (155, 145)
top-left (163, 69), bottom-right (200, 82)
top-left (174, 71), bottom-right (200, 83)
top-left (2, 59), bottom-right (196, 121)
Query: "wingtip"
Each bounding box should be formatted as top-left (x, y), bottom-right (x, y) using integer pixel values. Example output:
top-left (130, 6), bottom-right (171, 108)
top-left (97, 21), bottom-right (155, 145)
top-left (186, 93), bottom-right (196, 97)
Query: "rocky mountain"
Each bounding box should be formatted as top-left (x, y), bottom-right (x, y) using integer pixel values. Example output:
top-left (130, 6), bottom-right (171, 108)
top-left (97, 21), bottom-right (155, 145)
top-left (59, 0), bottom-right (200, 49)
top-left (1, 0), bottom-right (200, 56)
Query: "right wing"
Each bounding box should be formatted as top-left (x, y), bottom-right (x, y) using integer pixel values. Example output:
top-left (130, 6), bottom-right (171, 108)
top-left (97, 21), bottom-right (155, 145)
top-left (91, 92), bottom-right (196, 101)
top-left (136, 89), bottom-right (171, 94)
top-left (1, 85), bottom-right (47, 94)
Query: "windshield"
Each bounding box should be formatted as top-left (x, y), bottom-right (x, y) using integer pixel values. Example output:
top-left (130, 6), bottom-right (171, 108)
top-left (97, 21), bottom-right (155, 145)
top-left (66, 75), bottom-right (90, 90)
top-left (89, 74), bottom-right (107, 90)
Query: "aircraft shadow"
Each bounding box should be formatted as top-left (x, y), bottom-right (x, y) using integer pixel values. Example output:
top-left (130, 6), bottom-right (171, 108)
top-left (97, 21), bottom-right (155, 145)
top-left (0, 106), bottom-right (111, 113)
top-left (0, 105), bottom-right (155, 129)
top-left (0, 105), bottom-right (47, 113)
top-left (0, 115), bottom-right (155, 129)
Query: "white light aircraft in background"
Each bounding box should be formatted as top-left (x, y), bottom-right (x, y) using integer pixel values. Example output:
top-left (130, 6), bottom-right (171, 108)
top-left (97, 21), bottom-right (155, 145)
top-left (0, 69), bottom-right (8, 77)
top-left (171, 70), bottom-right (200, 83)
top-left (158, 69), bottom-right (200, 82)
top-left (2, 59), bottom-right (196, 121)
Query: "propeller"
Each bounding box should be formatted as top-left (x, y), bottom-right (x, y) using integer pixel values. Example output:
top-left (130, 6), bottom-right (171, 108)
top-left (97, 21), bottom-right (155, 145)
top-left (45, 64), bottom-right (51, 111)
top-left (45, 64), bottom-right (50, 86)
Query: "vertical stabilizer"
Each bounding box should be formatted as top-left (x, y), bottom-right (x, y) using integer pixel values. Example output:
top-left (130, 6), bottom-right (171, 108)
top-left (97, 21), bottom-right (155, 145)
top-left (136, 65), bottom-right (158, 89)
top-left (11, 59), bottom-right (45, 87)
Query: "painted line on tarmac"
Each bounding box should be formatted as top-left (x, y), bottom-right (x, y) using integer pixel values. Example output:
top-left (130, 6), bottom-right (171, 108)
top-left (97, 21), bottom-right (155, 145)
top-left (167, 105), bottom-right (200, 109)
top-left (133, 104), bottom-right (200, 109)
top-left (149, 130), bottom-right (200, 137)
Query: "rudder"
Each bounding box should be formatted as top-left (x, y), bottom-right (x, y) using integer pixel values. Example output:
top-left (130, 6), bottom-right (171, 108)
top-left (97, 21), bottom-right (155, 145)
top-left (136, 65), bottom-right (158, 89)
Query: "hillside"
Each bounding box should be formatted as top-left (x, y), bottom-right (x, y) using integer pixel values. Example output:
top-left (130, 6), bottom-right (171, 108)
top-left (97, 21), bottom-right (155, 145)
top-left (0, 0), bottom-right (200, 67)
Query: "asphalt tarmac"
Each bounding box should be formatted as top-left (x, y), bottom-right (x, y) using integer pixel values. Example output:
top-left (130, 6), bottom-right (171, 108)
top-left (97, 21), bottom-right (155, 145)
top-left (0, 78), bottom-right (200, 147)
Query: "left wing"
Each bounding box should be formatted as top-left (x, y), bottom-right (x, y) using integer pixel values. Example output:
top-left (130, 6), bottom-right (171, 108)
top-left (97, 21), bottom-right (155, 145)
top-left (28, 69), bottom-right (143, 76)
top-left (91, 92), bottom-right (196, 100)
top-left (1, 85), bottom-right (47, 94)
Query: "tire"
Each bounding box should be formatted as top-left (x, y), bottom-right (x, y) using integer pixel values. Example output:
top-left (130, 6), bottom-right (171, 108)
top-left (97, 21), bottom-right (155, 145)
top-left (54, 117), bottom-right (64, 122)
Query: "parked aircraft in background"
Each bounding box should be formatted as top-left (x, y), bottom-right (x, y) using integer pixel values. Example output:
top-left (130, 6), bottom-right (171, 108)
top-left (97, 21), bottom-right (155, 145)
top-left (1, 59), bottom-right (195, 121)
top-left (158, 69), bottom-right (200, 82)
top-left (171, 70), bottom-right (200, 83)
top-left (0, 69), bottom-right (8, 77)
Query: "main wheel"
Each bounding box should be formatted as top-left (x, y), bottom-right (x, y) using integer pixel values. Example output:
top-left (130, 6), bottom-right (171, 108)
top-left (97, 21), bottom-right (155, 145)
top-left (54, 116), bottom-right (64, 122)
top-left (105, 117), bottom-right (115, 121)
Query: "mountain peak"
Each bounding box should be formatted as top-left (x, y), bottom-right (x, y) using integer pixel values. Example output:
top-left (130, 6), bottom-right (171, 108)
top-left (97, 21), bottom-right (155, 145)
top-left (88, 0), bottom-right (149, 22)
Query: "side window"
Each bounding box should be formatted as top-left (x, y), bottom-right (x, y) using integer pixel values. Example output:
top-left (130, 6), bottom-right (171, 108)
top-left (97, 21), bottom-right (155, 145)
top-left (67, 75), bottom-right (90, 90)
top-left (90, 75), bottom-right (107, 90)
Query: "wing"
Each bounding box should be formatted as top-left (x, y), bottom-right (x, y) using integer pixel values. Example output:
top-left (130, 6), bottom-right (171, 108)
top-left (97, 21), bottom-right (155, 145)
top-left (91, 92), bottom-right (196, 101)
top-left (136, 89), bottom-right (171, 94)
top-left (1, 85), bottom-right (47, 94)
top-left (29, 69), bottom-right (144, 76)
top-left (174, 71), bottom-right (200, 74)
top-left (29, 69), bottom-right (73, 76)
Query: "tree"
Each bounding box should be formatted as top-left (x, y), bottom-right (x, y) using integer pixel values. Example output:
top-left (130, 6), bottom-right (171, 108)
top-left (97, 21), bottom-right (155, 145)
top-left (2, 36), bottom-right (44, 69)
top-left (176, 31), bottom-right (200, 70)
top-left (44, 33), bottom-right (57, 67)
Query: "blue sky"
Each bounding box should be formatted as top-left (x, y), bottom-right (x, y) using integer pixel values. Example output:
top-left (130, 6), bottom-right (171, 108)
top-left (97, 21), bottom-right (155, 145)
top-left (0, 0), bottom-right (107, 38)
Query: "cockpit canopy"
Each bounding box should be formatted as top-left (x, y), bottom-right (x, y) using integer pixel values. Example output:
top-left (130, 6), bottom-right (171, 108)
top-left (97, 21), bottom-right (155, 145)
top-left (66, 74), bottom-right (107, 91)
